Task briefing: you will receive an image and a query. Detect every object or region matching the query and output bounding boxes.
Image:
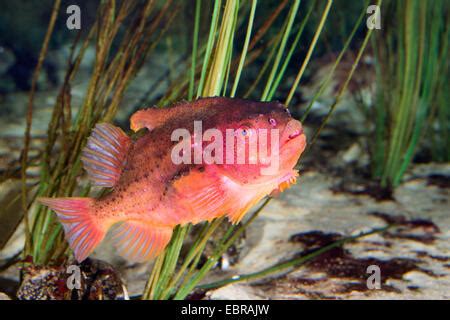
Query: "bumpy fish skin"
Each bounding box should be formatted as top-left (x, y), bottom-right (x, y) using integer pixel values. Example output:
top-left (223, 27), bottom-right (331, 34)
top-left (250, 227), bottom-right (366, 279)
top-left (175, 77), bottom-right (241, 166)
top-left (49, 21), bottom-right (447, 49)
top-left (38, 97), bottom-right (306, 262)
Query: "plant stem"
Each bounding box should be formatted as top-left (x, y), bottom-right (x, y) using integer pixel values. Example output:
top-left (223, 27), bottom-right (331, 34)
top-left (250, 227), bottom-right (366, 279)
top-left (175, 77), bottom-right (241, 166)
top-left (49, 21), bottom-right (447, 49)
top-left (196, 0), bottom-right (222, 97)
top-left (285, 0), bottom-right (333, 106)
top-left (173, 199), bottom-right (270, 300)
top-left (261, 0), bottom-right (300, 101)
top-left (310, 0), bottom-right (381, 146)
top-left (300, 0), bottom-right (368, 122)
top-left (159, 219), bottom-right (223, 299)
top-left (22, 0), bottom-right (61, 262)
top-left (188, 0), bottom-right (201, 100)
top-left (230, 0), bottom-right (257, 97)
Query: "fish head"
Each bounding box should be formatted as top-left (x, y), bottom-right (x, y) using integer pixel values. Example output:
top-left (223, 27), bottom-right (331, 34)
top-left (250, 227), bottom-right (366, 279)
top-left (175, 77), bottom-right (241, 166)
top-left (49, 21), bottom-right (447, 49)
top-left (210, 99), bottom-right (306, 185)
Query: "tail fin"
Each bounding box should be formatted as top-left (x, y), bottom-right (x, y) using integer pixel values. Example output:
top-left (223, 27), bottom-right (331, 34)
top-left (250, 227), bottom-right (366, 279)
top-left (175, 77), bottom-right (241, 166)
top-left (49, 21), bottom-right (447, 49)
top-left (38, 197), bottom-right (106, 262)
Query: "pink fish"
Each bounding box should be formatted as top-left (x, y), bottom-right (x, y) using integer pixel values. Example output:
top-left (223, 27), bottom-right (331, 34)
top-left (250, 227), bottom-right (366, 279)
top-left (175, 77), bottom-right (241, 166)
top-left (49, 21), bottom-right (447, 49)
top-left (39, 97), bottom-right (306, 262)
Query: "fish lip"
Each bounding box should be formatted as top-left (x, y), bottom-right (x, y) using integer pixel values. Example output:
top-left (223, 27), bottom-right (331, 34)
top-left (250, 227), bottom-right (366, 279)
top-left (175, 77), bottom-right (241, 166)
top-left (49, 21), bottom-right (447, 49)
top-left (278, 132), bottom-right (306, 171)
top-left (288, 127), bottom-right (304, 140)
top-left (280, 119), bottom-right (307, 157)
top-left (281, 119), bottom-right (304, 142)
top-left (277, 119), bottom-right (306, 161)
top-left (281, 132), bottom-right (306, 152)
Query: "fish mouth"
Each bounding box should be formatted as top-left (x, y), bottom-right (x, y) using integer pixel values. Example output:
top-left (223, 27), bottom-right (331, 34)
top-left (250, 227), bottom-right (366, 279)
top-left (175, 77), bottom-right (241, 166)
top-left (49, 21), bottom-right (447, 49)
top-left (281, 119), bottom-right (305, 146)
top-left (288, 128), bottom-right (303, 139)
top-left (279, 119), bottom-right (306, 169)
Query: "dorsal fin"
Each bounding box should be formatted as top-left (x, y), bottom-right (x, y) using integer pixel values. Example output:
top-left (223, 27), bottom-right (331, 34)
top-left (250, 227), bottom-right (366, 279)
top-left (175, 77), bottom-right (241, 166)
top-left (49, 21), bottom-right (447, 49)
top-left (81, 123), bottom-right (131, 187)
top-left (130, 107), bottom-right (171, 132)
top-left (130, 97), bottom-right (224, 132)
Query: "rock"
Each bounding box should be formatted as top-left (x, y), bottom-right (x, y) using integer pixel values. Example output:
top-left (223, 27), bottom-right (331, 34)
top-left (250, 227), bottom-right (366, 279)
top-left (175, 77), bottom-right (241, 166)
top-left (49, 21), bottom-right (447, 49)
top-left (341, 143), bottom-right (363, 164)
top-left (0, 292), bottom-right (11, 300)
top-left (17, 259), bottom-right (128, 300)
top-left (207, 284), bottom-right (265, 300)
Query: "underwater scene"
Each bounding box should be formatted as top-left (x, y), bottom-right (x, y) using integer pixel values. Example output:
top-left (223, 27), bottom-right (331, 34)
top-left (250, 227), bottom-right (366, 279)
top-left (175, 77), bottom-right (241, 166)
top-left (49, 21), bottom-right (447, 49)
top-left (0, 0), bottom-right (449, 303)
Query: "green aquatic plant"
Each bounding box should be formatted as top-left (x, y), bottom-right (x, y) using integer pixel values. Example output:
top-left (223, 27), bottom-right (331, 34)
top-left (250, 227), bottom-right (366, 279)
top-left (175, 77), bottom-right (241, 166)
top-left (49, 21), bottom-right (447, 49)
top-left (370, 0), bottom-right (448, 188)
top-left (428, 9), bottom-right (449, 163)
top-left (430, 80), bottom-right (450, 162)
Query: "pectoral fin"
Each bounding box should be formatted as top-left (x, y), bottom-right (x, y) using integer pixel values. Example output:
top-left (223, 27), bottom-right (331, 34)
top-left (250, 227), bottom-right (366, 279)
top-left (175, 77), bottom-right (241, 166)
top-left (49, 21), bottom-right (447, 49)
top-left (222, 177), bottom-right (271, 224)
top-left (173, 169), bottom-right (227, 224)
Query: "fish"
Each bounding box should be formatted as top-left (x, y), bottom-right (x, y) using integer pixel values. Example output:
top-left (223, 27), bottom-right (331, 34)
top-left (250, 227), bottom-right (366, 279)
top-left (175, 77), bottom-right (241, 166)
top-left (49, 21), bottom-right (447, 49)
top-left (38, 97), bottom-right (307, 263)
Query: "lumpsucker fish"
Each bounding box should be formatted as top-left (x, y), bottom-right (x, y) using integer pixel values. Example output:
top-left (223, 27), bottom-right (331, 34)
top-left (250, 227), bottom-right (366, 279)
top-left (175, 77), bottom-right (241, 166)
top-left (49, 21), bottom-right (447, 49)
top-left (38, 97), bottom-right (307, 262)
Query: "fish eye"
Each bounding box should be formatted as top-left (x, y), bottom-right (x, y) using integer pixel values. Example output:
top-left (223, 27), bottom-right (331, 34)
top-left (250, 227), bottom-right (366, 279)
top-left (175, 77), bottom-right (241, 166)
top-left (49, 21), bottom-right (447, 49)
top-left (241, 128), bottom-right (253, 136)
top-left (269, 118), bottom-right (277, 126)
top-left (237, 126), bottom-right (253, 137)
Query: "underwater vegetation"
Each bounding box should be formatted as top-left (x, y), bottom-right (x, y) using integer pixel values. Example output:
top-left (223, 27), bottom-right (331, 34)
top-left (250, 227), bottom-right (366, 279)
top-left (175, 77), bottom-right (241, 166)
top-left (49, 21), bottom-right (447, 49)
top-left (370, 0), bottom-right (449, 189)
top-left (0, 0), bottom-right (448, 300)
